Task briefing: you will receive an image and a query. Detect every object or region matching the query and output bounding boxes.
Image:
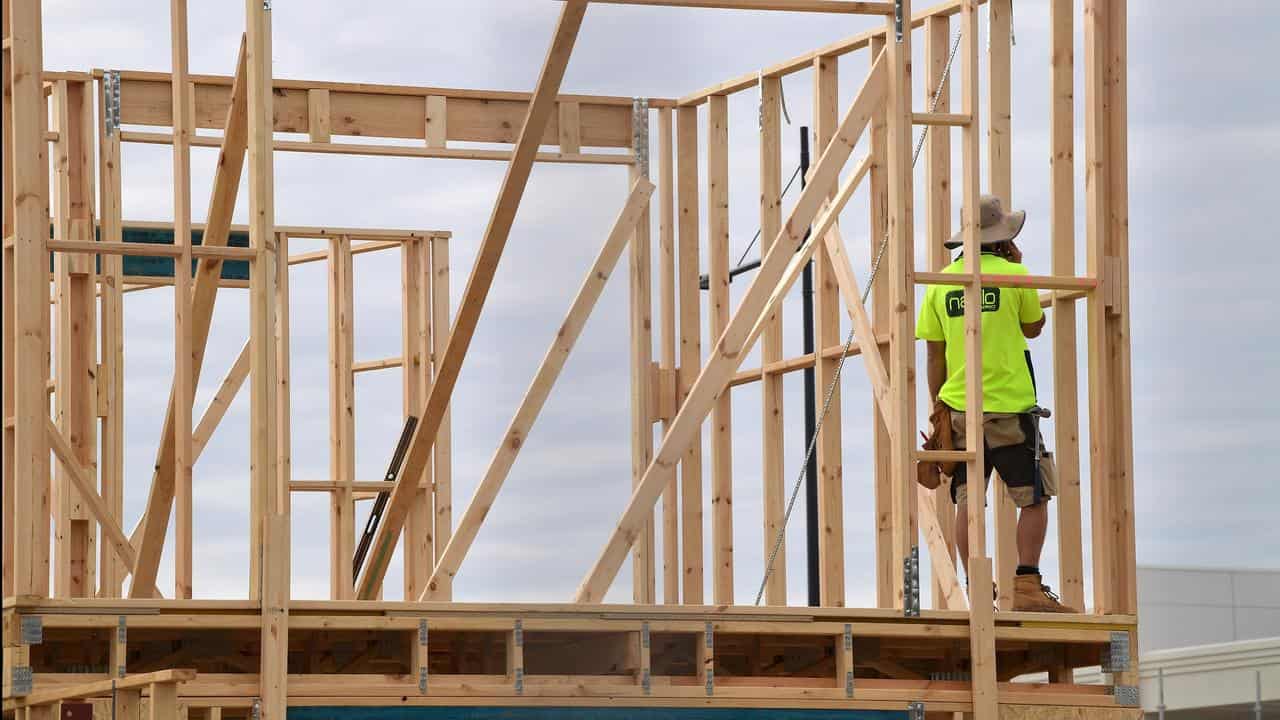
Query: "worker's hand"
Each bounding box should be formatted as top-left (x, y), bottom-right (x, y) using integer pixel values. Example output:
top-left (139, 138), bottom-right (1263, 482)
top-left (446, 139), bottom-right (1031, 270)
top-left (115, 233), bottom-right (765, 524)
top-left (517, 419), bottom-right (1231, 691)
top-left (1006, 240), bottom-right (1024, 264)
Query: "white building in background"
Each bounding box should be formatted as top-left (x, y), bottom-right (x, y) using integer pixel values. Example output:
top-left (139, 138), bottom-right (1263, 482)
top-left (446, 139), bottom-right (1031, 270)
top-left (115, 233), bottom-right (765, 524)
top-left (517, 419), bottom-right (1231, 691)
top-left (1080, 566), bottom-right (1280, 718)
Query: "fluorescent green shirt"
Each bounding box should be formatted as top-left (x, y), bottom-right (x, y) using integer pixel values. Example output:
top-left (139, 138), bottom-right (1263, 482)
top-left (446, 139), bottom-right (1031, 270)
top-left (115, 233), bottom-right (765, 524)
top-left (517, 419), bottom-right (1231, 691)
top-left (915, 253), bottom-right (1044, 413)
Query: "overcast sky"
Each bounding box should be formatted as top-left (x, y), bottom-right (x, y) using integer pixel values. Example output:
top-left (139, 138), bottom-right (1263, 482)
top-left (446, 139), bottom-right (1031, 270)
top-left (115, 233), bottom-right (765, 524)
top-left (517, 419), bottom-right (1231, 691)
top-left (39, 0), bottom-right (1279, 606)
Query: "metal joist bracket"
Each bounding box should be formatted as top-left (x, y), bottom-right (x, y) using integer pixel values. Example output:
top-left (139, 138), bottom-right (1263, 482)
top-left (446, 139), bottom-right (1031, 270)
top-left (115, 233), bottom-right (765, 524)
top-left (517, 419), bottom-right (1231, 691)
top-left (1114, 685), bottom-right (1140, 707)
top-left (20, 615), bottom-right (42, 645)
top-left (907, 701), bottom-right (925, 720)
top-left (843, 623), bottom-right (854, 697)
top-left (641, 668), bottom-right (651, 696)
top-left (894, 0), bottom-right (905, 43)
top-left (703, 621), bottom-right (715, 696)
top-left (1102, 630), bottom-right (1131, 673)
top-left (116, 615), bottom-right (128, 678)
top-left (632, 98), bottom-right (650, 177)
top-left (903, 546), bottom-right (921, 617)
top-left (9, 666), bottom-right (34, 696)
top-left (103, 70), bottom-right (122, 136)
top-left (513, 619), bottom-right (524, 694)
top-left (419, 616), bottom-right (430, 695)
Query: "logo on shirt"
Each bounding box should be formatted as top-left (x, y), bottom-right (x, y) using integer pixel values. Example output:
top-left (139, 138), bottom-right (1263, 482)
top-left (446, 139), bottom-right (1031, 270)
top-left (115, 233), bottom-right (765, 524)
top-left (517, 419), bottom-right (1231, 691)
top-left (944, 288), bottom-right (1001, 318)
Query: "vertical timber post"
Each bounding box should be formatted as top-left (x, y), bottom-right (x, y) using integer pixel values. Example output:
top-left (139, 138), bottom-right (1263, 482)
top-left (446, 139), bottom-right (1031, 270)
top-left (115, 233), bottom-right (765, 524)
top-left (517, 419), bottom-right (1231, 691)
top-left (97, 70), bottom-right (127, 599)
top-left (1, 0), bottom-right (15, 602)
top-left (631, 98), bottom-right (656, 605)
top-left (676, 104), bottom-right (704, 605)
top-left (886, 0), bottom-right (917, 613)
top-left (245, 0), bottom-right (288, 716)
top-left (1051, 0), bottom-right (1086, 613)
top-left (7, 0), bottom-right (53, 600)
top-left (759, 75), bottom-right (787, 606)
top-left (657, 107), bottom-right (680, 604)
top-left (170, 0), bottom-right (195, 601)
top-left (707, 94), bottom-right (733, 605)
top-left (51, 78), bottom-right (98, 599)
top-left (923, 15), bottom-right (957, 610)
top-left (868, 34), bottom-right (894, 610)
top-left (328, 235), bottom-right (356, 600)
top-left (431, 234), bottom-right (453, 601)
top-left (403, 235), bottom-right (434, 600)
top-left (960, 0), bottom-right (1000, 715)
top-left (812, 52), bottom-right (845, 608)
top-left (987, 0), bottom-right (1019, 612)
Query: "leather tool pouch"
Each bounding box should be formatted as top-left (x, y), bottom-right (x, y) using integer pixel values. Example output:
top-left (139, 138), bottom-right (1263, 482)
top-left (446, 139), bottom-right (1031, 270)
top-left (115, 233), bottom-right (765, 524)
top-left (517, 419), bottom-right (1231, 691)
top-left (916, 400), bottom-right (957, 490)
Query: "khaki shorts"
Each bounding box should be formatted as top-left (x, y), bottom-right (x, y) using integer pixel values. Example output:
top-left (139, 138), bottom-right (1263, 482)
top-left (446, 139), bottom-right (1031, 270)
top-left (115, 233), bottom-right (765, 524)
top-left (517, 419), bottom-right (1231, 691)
top-left (948, 411), bottom-right (1058, 509)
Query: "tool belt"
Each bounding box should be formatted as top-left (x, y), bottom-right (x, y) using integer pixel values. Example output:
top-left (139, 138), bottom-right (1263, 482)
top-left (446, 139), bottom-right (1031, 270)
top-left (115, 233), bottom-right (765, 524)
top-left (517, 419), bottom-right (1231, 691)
top-left (916, 399), bottom-right (956, 490)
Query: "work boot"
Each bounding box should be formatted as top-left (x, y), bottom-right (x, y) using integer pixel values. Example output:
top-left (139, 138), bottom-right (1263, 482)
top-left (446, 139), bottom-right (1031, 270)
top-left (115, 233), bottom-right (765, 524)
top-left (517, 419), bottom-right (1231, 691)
top-left (1012, 574), bottom-right (1079, 613)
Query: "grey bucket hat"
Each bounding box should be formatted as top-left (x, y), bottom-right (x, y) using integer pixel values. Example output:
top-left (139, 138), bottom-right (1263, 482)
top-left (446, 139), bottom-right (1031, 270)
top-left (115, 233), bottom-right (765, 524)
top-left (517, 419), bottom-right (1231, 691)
top-left (945, 194), bottom-right (1026, 250)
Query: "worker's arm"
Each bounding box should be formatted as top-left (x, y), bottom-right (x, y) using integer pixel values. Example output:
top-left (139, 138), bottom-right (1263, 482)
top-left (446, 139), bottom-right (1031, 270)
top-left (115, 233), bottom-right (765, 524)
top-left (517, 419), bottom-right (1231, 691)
top-left (1022, 315), bottom-right (1046, 338)
top-left (926, 341), bottom-right (947, 401)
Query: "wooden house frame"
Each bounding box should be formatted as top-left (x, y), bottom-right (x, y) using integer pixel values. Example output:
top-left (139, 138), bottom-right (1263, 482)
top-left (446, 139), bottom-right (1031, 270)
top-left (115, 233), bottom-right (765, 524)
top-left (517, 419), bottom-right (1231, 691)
top-left (3, 0), bottom-right (1139, 718)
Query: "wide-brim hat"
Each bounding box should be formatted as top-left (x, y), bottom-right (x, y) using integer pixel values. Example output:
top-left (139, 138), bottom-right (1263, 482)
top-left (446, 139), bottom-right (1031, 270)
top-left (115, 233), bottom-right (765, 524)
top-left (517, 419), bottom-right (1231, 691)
top-left (944, 194), bottom-right (1026, 250)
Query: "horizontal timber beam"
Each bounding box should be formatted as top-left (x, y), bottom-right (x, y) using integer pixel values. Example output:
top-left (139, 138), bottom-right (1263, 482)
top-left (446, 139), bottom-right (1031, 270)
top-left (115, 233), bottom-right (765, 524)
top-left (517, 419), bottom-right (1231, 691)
top-left (679, 0), bottom-right (987, 106)
top-left (120, 131), bottom-right (635, 165)
top-left (913, 272), bottom-right (1098, 291)
top-left (93, 68), bottom-right (670, 149)
top-left (728, 334), bottom-right (888, 387)
top-left (4, 669), bottom-right (195, 710)
top-left (119, 219), bottom-right (449, 241)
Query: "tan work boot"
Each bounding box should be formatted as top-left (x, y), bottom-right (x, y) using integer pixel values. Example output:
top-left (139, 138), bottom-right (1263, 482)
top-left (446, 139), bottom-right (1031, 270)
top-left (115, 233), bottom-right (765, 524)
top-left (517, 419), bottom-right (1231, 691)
top-left (1012, 574), bottom-right (1080, 613)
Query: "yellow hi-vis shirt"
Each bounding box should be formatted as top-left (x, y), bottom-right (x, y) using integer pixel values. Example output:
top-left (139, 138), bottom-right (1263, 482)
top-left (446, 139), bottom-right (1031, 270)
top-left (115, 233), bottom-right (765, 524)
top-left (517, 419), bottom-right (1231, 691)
top-left (915, 253), bottom-right (1044, 413)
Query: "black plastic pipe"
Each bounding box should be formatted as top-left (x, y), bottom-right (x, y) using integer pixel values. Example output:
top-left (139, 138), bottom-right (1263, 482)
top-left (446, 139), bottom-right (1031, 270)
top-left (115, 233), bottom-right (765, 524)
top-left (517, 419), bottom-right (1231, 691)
top-left (799, 128), bottom-right (820, 608)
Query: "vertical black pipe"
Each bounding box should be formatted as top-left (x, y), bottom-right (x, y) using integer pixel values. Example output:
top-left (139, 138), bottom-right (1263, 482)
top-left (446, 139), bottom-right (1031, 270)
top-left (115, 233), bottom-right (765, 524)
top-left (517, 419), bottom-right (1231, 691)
top-left (799, 128), bottom-right (820, 608)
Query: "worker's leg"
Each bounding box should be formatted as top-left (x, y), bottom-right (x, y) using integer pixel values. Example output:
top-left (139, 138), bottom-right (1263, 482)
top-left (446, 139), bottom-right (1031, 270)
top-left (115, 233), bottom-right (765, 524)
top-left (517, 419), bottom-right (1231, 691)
top-left (948, 410), bottom-right (993, 581)
top-left (1016, 500), bottom-right (1049, 567)
top-left (994, 417), bottom-right (1077, 612)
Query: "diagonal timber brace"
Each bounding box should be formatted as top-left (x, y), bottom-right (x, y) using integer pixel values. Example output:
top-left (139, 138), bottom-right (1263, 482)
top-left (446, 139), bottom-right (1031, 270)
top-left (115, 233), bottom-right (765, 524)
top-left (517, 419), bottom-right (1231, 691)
top-left (573, 48), bottom-right (887, 603)
top-left (419, 178), bottom-right (655, 601)
top-left (127, 36), bottom-right (251, 598)
top-left (353, 0), bottom-right (591, 600)
top-left (818, 225), bottom-right (894, 436)
top-left (46, 419), bottom-right (162, 598)
top-left (192, 341), bottom-right (252, 460)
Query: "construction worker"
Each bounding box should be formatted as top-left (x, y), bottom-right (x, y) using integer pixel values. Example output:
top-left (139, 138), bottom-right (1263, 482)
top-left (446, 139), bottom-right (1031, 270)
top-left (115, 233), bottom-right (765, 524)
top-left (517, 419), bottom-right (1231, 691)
top-left (915, 195), bottom-right (1078, 614)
